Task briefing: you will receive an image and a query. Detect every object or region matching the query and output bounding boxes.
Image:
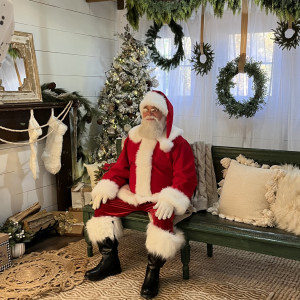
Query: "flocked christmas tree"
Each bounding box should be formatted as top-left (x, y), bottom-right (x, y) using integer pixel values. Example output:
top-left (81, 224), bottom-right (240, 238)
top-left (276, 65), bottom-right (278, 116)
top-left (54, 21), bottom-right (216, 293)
top-left (94, 24), bottom-right (158, 177)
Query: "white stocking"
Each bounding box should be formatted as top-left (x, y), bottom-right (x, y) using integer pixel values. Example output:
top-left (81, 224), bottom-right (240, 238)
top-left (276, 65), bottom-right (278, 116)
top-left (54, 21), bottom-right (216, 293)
top-left (28, 110), bottom-right (42, 179)
top-left (42, 109), bottom-right (68, 175)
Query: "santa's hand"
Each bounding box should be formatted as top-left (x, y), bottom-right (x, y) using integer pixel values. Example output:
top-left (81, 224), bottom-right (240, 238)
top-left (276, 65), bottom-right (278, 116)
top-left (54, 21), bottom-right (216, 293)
top-left (154, 201), bottom-right (174, 220)
top-left (91, 179), bottom-right (119, 210)
top-left (92, 191), bottom-right (109, 210)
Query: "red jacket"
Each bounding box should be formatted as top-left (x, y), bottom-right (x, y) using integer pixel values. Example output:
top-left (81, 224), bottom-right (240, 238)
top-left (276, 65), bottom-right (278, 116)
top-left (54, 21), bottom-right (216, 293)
top-left (97, 125), bottom-right (197, 215)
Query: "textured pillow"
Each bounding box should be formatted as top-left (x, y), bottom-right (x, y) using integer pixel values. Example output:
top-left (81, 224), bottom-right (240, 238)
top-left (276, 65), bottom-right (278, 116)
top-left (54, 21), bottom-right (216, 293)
top-left (270, 165), bottom-right (300, 235)
top-left (84, 163), bottom-right (101, 188)
top-left (208, 155), bottom-right (281, 227)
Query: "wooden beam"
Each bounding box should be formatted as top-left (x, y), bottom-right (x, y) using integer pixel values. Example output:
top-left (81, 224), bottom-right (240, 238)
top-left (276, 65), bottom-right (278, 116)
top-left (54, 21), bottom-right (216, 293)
top-left (86, 0), bottom-right (124, 9)
top-left (86, 0), bottom-right (111, 2)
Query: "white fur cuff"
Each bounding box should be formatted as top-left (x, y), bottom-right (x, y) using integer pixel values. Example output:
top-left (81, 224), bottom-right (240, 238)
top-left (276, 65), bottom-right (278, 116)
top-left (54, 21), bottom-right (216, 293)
top-left (158, 187), bottom-right (190, 215)
top-left (86, 216), bottom-right (123, 244)
top-left (145, 223), bottom-right (185, 260)
top-left (91, 179), bottom-right (119, 201)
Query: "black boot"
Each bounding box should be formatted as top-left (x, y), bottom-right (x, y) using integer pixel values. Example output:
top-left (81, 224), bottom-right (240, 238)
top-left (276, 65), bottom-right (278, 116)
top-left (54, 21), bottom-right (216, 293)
top-left (140, 254), bottom-right (166, 299)
top-left (85, 237), bottom-right (121, 281)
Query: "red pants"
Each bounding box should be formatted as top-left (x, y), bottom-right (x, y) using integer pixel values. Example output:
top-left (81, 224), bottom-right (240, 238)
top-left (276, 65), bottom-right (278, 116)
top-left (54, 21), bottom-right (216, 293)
top-left (94, 197), bottom-right (174, 232)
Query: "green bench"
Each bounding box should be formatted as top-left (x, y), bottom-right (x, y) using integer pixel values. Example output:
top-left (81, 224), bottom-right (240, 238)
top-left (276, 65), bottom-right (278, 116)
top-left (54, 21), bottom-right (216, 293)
top-left (83, 146), bottom-right (300, 280)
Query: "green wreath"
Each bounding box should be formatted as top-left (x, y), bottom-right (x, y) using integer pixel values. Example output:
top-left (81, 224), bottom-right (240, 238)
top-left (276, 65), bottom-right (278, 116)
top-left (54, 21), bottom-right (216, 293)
top-left (216, 56), bottom-right (268, 119)
top-left (190, 42), bottom-right (215, 76)
top-left (145, 20), bottom-right (185, 71)
top-left (272, 20), bottom-right (300, 50)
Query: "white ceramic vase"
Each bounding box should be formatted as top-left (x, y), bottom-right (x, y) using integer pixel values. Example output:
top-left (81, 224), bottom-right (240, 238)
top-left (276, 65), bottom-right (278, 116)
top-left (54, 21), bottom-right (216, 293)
top-left (11, 242), bottom-right (26, 258)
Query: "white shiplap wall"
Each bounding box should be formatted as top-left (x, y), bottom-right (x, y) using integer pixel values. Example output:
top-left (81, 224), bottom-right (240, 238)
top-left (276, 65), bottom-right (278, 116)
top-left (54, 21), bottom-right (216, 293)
top-left (0, 0), bottom-right (117, 224)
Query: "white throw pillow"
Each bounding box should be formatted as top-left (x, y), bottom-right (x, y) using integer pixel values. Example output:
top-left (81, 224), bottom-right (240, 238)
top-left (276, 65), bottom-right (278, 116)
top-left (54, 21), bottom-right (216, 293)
top-left (84, 163), bottom-right (101, 188)
top-left (270, 165), bottom-right (300, 235)
top-left (208, 155), bottom-right (282, 227)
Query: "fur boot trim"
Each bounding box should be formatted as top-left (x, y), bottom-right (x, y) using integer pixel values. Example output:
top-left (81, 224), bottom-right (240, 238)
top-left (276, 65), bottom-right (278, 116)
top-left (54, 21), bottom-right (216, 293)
top-left (158, 187), bottom-right (190, 215)
top-left (91, 179), bottom-right (119, 201)
top-left (145, 223), bottom-right (185, 260)
top-left (86, 216), bottom-right (123, 245)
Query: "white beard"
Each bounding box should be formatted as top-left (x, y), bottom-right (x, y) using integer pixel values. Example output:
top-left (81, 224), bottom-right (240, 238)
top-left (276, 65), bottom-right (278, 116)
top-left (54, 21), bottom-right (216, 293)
top-left (139, 116), bottom-right (166, 140)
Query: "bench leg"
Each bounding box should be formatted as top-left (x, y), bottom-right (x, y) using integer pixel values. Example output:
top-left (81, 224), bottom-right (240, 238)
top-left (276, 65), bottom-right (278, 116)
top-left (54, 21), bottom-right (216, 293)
top-left (207, 243), bottom-right (213, 257)
top-left (84, 227), bottom-right (93, 257)
top-left (181, 238), bottom-right (190, 280)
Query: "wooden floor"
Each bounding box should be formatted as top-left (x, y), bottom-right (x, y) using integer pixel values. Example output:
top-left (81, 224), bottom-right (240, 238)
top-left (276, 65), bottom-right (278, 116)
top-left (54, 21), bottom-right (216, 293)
top-left (25, 231), bottom-right (83, 254)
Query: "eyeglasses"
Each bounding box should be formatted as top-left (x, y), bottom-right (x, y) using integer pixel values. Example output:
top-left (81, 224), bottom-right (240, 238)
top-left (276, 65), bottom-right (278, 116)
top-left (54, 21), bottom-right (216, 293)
top-left (143, 107), bottom-right (160, 114)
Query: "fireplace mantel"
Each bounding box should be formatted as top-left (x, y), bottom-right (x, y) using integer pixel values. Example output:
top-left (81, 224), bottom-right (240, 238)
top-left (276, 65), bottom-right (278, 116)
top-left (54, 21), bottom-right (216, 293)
top-left (0, 102), bottom-right (73, 210)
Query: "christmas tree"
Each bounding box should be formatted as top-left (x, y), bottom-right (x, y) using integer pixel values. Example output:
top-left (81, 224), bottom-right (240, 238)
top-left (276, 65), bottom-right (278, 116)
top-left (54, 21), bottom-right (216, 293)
top-left (94, 25), bottom-right (158, 173)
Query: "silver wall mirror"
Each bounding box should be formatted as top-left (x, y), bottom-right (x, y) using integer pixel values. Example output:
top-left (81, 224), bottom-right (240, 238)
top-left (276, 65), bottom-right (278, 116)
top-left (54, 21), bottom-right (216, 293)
top-left (0, 31), bottom-right (42, 103)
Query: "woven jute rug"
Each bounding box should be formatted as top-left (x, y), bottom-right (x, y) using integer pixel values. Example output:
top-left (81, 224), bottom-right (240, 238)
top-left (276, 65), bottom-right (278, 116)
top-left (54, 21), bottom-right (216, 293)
top-left (0, 244), bottom-right (88, 299)
top-left (1, 229), bottom-right (300, 299)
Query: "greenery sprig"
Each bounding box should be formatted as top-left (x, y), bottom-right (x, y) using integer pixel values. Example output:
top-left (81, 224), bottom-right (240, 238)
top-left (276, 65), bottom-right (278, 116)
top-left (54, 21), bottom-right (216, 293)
top-left (145, 20), bottom-right (185, 71)
top-left (272, 20), bottom-right (300, 50)
top-left (127, 0), bottom-right (300, 31)
top-left (254, 0), bottom-right (300, 22)
top-left (126, 0), bottom-right (202, 30)
top-left (216, 56), bottom-right (268, 118)
top-left (0, 220), bottom-right (34, 247)
top-left (190, 42), bottom-right (215, 76)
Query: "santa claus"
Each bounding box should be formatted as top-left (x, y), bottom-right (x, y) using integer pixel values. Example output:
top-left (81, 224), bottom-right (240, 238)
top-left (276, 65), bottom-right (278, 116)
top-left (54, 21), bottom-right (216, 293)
top-left (86, 90), bottom-right (197, 299)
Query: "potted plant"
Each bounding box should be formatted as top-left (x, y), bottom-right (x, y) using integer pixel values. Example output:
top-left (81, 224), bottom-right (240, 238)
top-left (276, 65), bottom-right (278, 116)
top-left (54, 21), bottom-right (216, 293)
top-left (0, 220), bottom-right (34, 258)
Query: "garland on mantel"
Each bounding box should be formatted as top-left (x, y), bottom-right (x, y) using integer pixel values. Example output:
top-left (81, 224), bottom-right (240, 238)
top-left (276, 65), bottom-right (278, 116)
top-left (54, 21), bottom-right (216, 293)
top-left (126, 0), bottom-right (300, 30)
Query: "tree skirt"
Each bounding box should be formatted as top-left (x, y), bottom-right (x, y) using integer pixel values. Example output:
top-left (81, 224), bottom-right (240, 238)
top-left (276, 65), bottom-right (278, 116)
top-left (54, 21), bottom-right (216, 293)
top-left (0, 245), bottom-right (88, 299)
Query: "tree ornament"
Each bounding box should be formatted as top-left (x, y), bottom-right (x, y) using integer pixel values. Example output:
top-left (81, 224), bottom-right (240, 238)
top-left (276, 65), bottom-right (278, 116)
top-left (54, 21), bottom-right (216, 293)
top-left (190, 42), bottom-right (214, 76)
top-left (107, 127), bottom-right (115, 135)
top-left (272, 19), bottom-right (300, 50)
top-left (216, 56), bottom-right (268, 119)
top-left (86, 114), bottom-right (92, 124)
top-left (97, 119), bottom-right (103, 125)
top-left (124, 124), bottom-right (131, 132)
top-left (145, 19), bottom-right (185, 71)
top-left (108, 103), bottom-right (115, 113)
top-left (126, 99), bottom-right (133, 106)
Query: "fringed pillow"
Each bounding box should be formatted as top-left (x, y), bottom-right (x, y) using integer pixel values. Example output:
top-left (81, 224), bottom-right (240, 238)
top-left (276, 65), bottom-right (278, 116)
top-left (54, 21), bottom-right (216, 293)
top-left (208, 154), bottom-right (283, 227)
top-left (270, 165), bottom-right (300, 235)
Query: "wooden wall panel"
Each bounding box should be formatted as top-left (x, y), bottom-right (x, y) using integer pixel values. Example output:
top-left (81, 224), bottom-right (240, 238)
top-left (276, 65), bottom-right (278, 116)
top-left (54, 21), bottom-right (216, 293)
top-left (0, 0), bottom-right (116, 224)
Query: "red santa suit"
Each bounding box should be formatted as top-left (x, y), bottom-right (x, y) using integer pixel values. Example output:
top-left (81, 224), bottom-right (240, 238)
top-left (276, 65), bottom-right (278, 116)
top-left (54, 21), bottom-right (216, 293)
top-left (86, 91), bottom-right (197, 260)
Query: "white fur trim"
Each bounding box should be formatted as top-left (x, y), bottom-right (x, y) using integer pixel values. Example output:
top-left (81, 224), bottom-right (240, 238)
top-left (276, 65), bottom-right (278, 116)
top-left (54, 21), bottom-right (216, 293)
top-left (158, 187), bottom-right (191, 215)
top-left (117, 184), bottom-right (139, 206)
top-left (128, 125), bottom-right (142, 143)
top-left (135, 138), bottom-right (157, 196)
top-left (158, 126), bottom-right (183, 152)
top-left (140, 91), bottom-right (168, 116)
top-left (145, 223), bottom-right (185, 259)
top-left (118, 184), bottom-right (159, 205)
top-left (91, 179), bottom-right (119, 200)
top-left (86, 216), bottom-right (123, 244)
top-left (129, 125), bottom-right (183, 152)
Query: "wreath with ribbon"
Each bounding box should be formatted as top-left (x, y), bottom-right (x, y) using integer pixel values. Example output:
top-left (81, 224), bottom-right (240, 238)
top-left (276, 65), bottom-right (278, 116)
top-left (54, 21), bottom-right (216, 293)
top-left (190, 42), bottom-right (214, 76)
top-left (145, 19), bottom-right (184, 71)
top-left (216, 56), bottom-right (268, 118)
top-left (272, 19), bottom-right (300, 50)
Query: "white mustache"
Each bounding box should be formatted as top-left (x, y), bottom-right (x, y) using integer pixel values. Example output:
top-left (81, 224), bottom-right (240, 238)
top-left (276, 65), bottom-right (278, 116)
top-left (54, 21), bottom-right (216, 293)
top-left (145, 116), bottom-right (158, 121)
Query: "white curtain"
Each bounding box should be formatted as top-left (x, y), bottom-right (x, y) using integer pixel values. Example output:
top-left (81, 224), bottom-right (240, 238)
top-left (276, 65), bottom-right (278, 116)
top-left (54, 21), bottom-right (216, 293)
top-left (117, 3), bottom-right (300, 151)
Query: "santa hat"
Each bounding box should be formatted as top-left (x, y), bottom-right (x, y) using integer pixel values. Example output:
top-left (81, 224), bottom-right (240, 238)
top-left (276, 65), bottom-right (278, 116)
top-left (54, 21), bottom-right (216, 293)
top-left (139, 90), bottom-right (173, 139)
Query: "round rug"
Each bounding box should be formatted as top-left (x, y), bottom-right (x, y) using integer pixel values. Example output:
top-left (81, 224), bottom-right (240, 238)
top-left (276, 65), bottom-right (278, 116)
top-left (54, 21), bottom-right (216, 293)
top-left (0, 245), bottom-right (88, 299)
